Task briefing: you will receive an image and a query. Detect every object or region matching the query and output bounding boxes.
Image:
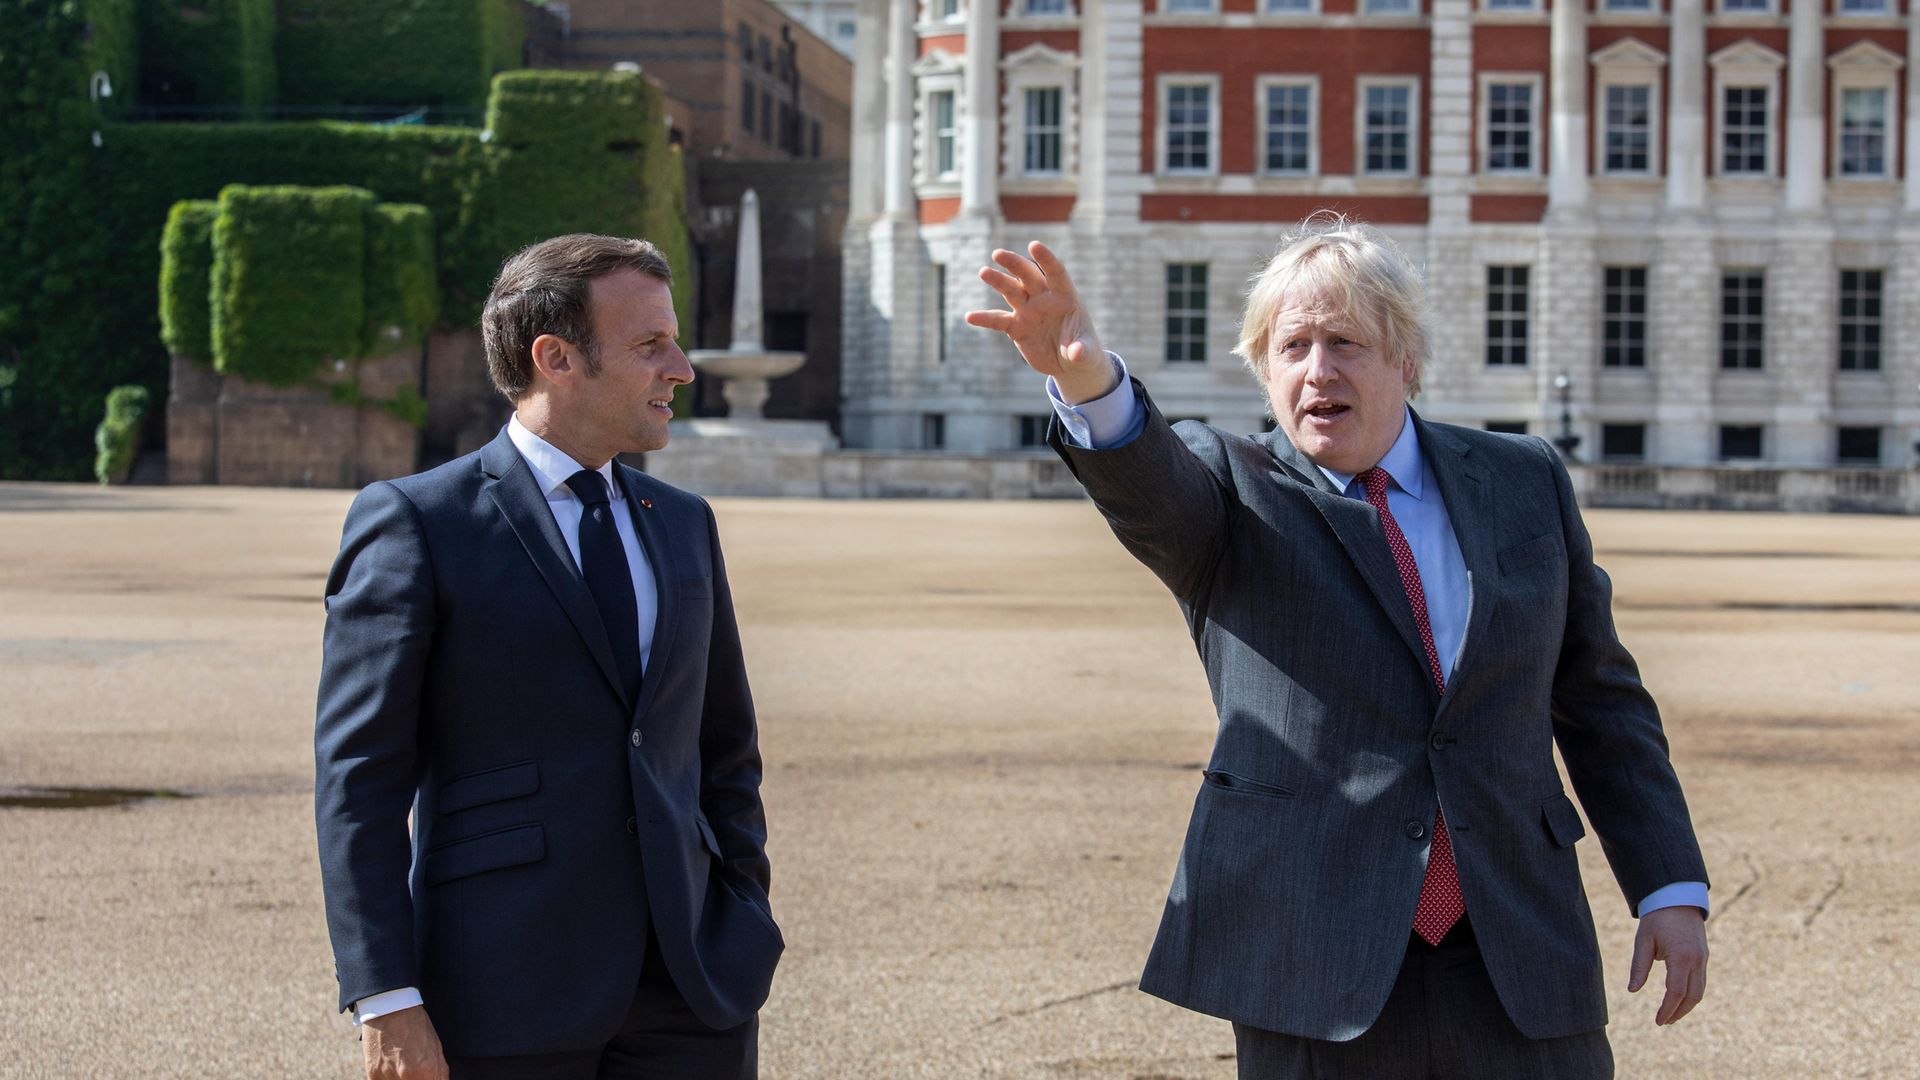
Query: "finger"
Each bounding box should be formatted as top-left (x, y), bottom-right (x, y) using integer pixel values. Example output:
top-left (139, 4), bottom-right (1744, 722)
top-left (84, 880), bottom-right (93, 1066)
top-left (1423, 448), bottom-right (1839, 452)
top-left (964, 309), bottom-right (1015, 333)
top-left (1667, 960), bottom-right (1707, 1026)
top-left (1655, 981), bottom-right (1685, 1026)
top-left (991, 247), bottom-right (1049, 294)
top-left (979, 266), bottom-right (1029, 306)
top-left (1028, 240), bottom-right (1079, 296)
top-left (1626, 924), bottom-right (1654, 993)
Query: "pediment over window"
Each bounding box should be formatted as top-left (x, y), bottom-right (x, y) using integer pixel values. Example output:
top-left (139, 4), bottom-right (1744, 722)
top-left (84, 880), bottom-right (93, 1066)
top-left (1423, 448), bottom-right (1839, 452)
top-left (912, 49), bottom-right (964, 78)
top-left (1708, 39), bottom-right (1786, 70)
top-left (1001, 42), bottom-right (1080, 71)
top-left (1827, 40), bottom-right (1905, 72)
top-left (1590, 37), bottom-right (1667, 69)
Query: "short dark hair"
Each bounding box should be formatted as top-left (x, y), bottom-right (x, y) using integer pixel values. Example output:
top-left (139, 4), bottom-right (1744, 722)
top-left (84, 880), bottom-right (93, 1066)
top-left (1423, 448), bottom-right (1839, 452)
top-left (481, 234), bottom-right (673, 400)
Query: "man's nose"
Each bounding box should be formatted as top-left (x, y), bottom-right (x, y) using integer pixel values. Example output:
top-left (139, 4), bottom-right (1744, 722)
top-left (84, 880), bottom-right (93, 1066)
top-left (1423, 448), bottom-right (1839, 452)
top-left (665, 342), bottom-right (695, 384)
top-left (1302, 340), bottom-right (1339, 383)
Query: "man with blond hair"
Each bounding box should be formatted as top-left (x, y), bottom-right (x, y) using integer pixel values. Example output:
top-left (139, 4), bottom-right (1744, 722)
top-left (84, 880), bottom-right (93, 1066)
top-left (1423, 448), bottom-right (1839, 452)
top-left (967, 216), bottom-right (1709, 1078)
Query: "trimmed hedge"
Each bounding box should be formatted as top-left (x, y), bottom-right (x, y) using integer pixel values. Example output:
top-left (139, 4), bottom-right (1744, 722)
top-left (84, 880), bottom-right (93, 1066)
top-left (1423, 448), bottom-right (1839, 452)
top-left (94, 384), bottom-right (150, 484)
top-left (138, 0), bottom-right (276, 111)
top-left (211, 185), bottom-right (374, 386)
top-left (278, 0), bottom-right (508, 110)
top-left (362, 203), bottom-right (441, 355)
top-left (158, 200), bottom-right (219, 361)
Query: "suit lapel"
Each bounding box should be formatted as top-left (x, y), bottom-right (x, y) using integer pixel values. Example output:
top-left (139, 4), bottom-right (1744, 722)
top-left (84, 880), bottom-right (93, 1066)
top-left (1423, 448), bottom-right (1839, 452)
top-left (480, 430), bottom-right (632, 710)
top-left (1262, 432), bottom-right (1432, 678)
top-left (616, 462), bottom-right (676, 721)
top-left (1415, 415), bottom-right (1497, 717)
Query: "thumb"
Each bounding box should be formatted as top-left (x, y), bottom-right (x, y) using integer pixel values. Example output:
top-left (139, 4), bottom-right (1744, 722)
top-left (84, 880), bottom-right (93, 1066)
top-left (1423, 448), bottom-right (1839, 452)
top-left (1627, 923), bottom-right (1655, 992)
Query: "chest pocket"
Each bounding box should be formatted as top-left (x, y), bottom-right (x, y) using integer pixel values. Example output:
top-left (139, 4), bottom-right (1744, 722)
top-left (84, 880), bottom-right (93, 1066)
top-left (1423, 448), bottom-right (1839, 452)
top-left (1497, 533), bottom-right (1562, 575)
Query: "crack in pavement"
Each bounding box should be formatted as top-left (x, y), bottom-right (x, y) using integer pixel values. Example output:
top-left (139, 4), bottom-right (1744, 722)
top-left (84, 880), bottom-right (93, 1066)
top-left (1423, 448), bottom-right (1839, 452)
top-left (984, 979), bottom-right (1137, 1027)
top-left (1803, 859), bottom-right (1846, 930)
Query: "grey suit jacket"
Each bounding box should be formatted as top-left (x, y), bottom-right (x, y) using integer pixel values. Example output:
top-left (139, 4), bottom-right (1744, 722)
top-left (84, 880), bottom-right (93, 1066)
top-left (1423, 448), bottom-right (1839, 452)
top-left (315, 429), bottom-right (781, 1056)
top-left (1050, 384), bottom-right (1707, 1042)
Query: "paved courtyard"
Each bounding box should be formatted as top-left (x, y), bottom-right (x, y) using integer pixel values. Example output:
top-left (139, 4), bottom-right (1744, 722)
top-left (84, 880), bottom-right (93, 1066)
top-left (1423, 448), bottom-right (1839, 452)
top-left (1, 482), bottom-right (1917, 1078)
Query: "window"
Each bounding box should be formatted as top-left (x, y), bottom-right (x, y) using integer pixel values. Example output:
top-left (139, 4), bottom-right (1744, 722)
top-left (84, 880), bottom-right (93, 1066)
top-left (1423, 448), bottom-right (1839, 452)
top-left (758, 34), bottom-right (772, 73)
top-left (1165, 263), bottom-right (1208, 364)
top-left (810, 119), bottom-right (822, 159)
top-left (1024, 0), bottom-right (1069, 12)
top-left (1838, 269), bottom-right (1883, 372)
top-left (1839, 0), bottom-right (1888, 11)
top-left (1483, 79), bottom-right (1537, 174)
top-left (1485, 266), bottom-right (1530, 366)
top-left (937, 0), bottom-right (962, 19)
top-left (1018, 415), bottom-right (1051, 448)
top-left (1719, 0), bottom-right (1768, 11)
top-left (760, 89), bottom-right (774, 140)
top-left (741, 76), bottom-right (756, 130)
top-left (1360, 80), bottom-right (1417, 176)
top-left (739, 23), bottom-right (753, 62)
top-left (1721, 85), bottom-right (1769, 175)
top-left (1264, 0), bottom-right (1313, 10)
top-left (1260, 80), bottom-right (1315, 175)
top-left (1719, 271), bottom-right (1765, 370)
top-left (1484, 0), bottom-right (1536, 10)
top-left (1603, 84), bottom-right (1653, 174)
top-left (931, 90), bottom-right (957, 178)
top-left (834, 19), bottom-right (855, 41)
top-left (1837, 427), bottom-right (1882, 464)
top-left (932, 264), bottom-right (947, 363)
top-left (1602, 424), bottom-right (1648, 462)
top-left (1162, 80), bottom-right (1216, 174)
top-left (1363, 0), bottom-right (1415, 12)
top-left (1718, 425), bottom-right (1763, 460)
top-left (1604, 0), bottom-right (1653, 9)
top-left (1024, 87), bottom-right (1063, 174)
top-left (922, 414), bottom-right (946, 449)
top-left (1486, 420), bottom-right (1530, 435)
top-left (1165, 0), bottom-right (1216, 11)
top-left (1603, 266), bottom-right (1648, 368)
top-left (1838, 87), bottom-right (1891, 178)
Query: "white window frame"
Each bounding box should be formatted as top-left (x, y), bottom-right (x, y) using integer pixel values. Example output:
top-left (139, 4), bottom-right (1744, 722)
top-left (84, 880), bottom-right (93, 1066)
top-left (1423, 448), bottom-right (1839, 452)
top-left (1255, 75), bottom-right (1319, 177)
top-left (1715, 0), bottom-right (1773, 14)
top-left (912, 50), bottom-right (966, 190)
top-left (1162, 0), bottom-right (1219, 14)
top-left (925, 0), bottom-right (965, 24)
top-left (1158, 74), bottom-right (1222, 178)
top-left (1164, 262), bottom-right (1210, 364)
top-left (1479, 73), bottom-right (1543, 177)
top-left (1261, 0), bottom-right (1317, 12)
top-left (1828, 41), bottom-right (1904, 183)
top-left (1484, 264), bottom-right (1532, 367)
top-left (1001, 43), bottom-right (1080, 184)
top-left (1837, 0), bottom-right (1889, 12)
top-left (1591, 38), bottom-right (1666, 179)
top-left (1481, 0), bottom-right (1542, 12)
top-left (1356, 76), bottom-right (1421, 179)
top-left (1600, 0), bottom-right (1658, 12)
top-left (1016, 0), bottom-right (1076, 16)
top-left (1362, 0), bottom-right (1418, 15)
top-left (1709, 41), bottom-right (1784, 179)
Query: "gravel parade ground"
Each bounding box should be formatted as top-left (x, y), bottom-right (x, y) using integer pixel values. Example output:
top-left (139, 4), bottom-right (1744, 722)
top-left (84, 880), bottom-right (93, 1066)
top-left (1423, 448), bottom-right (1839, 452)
top-left (2, 482), bottom-right (1916, 1078)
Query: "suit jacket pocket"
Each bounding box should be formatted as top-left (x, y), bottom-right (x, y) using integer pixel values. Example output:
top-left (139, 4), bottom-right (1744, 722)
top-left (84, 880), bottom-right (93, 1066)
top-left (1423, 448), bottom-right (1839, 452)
top-left (1498, 534), bottom-right (1563, 575)
top-left (695, 813), bottom-right (723, 858)
top-left (436, 761), bottom-right (538, 815)
top-left (1202, 769), bottom-right (1297, 800)
top-left (1541, 793), bottom-right (1587, 849)
top-left (424, 823), bottom-right (545, 886)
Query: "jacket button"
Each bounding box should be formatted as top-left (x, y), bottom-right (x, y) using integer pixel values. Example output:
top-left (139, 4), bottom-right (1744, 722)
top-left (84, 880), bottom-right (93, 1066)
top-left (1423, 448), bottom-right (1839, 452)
top-left (630, 729), bottom-right (642, 748)
top-left (1405, 820), bottom-right (1426, 840)
top-left (625, 816), bottom-right (637, 835)
top-left (1430, 732), bottom-right (1449, 751)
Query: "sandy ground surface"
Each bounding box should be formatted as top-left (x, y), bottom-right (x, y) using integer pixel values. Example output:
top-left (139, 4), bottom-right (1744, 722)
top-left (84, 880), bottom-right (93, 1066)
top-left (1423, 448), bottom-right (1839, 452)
top-left (1, 481), bottom-right (1917, 1079)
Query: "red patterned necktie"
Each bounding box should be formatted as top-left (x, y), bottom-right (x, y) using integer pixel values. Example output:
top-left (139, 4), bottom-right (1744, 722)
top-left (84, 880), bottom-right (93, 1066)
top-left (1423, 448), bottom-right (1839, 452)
top-left (1358, 467), bottom-right (1464, 947)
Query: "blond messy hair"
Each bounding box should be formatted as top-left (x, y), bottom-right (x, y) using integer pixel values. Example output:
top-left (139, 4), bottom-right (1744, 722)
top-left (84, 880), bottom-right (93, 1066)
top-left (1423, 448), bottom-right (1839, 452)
top-left (1233, 211), bottom-right (1431, 398)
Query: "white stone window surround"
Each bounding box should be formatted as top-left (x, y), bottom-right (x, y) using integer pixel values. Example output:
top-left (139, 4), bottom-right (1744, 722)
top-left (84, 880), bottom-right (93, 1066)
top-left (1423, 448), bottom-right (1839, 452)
top-left (913, 49), bottom-right (966, 194)
top-left (1001, 44), bottom-right (1080, 187)
top-left (1255, 74), bottom-right (1320, 178)
top-left (1715, 0), bottom-right (1773, 15)
top-left (1709, 39), bottom-right (1785, 180)
top-left (1480, 0), bottom-right (1541, 11)
top-left (1006, 0), bottom-right (1079, 30)
top-left (919, 0), bottom-right (966, 29)
top-left (1592, 37), bottom-right (1666, 179)
top-left (1158, 73), bottom-right (1224, 178)
top-left (1828, 40), bottom-right (1904, 183)
top-left (1357, 76), bottom-right (1422, 179)
top-left (1591, 0), bottom-right (1664, 29)
top-left (1478, 72), bottom-right (1544, 177)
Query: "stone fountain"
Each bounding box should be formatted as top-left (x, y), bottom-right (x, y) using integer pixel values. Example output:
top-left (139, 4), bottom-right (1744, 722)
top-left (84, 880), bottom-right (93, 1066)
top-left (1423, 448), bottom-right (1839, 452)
top-left (645, 188), bottom-right (838, 496)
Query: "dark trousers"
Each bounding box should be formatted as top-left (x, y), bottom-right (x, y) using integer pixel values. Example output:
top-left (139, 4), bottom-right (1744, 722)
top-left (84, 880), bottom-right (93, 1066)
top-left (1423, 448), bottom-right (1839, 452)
top-left (1233, 920), bottom-right (1612, 1080)
top-left (448, 937), bottom-right (757, 1080)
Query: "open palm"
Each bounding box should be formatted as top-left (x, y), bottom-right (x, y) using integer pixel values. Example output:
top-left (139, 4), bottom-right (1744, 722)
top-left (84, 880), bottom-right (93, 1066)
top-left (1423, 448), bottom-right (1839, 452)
top-left (964, 242), bottom-right (1110, 397)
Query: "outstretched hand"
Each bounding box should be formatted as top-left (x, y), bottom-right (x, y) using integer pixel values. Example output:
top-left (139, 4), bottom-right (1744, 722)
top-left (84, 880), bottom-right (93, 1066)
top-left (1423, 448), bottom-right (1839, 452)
top-left (964, 241), bottom-right (1117, 403)
top-left (1627, 905), bottom-right (1708, 1026)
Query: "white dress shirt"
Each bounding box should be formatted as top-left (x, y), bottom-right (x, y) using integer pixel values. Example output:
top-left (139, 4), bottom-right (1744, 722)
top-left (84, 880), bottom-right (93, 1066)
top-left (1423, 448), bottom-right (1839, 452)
top-left (353, 416), bottom-right (660, 1024)
top-left (1047, 354), bottom-right (1707, 920)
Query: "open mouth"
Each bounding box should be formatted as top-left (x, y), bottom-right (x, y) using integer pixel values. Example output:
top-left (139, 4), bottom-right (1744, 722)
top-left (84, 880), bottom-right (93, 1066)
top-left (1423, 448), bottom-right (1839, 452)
top-left (648, 397), bottom-right (673, 415)
top-left (1304, 403), bottom-right (1351, 424)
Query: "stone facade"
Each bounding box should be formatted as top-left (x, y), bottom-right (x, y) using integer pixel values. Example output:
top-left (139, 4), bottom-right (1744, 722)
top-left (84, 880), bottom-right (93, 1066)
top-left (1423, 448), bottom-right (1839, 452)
top-left (841, 0), bottom-right (1920, 483)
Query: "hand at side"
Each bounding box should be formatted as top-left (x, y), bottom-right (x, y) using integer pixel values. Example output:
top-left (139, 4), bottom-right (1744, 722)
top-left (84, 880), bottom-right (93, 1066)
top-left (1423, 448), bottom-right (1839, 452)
top-left (963, 241), bottom-right (1116, 404)
top-left (1627, 905), bottom-right (1708, 1025)
top-left (362, 1004), bottom-right (449, 1080)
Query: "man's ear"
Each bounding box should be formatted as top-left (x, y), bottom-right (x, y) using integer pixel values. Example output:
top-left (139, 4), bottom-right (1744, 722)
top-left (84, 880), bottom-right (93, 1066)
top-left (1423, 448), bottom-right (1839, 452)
top-left (529, 333), bottom-right (578, 386)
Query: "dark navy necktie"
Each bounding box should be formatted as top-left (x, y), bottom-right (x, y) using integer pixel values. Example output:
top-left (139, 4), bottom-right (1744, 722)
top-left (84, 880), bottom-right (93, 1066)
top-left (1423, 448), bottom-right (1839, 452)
top-left (564, 469), bottom-right (643, 703)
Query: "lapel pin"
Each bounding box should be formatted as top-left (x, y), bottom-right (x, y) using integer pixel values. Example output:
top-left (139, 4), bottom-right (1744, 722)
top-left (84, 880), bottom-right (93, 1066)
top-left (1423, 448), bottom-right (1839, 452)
top-left (640, 499), bottom-right (653, 510)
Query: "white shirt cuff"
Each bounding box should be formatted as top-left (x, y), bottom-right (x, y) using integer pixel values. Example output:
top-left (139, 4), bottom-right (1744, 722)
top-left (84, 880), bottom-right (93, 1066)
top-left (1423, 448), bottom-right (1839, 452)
top-left (353, 987), bottom-right (424, 1025)
top-left (1046, 352), bottom-right (1139, 449)
top-left (1637, 881), bottom-right (1709, 918)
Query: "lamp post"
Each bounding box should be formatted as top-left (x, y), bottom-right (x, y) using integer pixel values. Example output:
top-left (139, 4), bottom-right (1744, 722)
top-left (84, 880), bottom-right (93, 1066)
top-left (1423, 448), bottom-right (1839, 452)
top-left (1552, 372), bottom-right (1582, 461)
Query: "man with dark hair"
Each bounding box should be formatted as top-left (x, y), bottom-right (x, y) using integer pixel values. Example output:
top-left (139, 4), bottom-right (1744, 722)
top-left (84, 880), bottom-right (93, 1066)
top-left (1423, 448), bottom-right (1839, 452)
top-left (316, 233), bottom-right (781, 1080)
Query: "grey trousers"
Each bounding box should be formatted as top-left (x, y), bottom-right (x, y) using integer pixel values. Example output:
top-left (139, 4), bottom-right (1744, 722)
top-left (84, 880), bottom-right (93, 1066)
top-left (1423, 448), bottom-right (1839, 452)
top-left (1233, 921), bottom-right (1612, 1080)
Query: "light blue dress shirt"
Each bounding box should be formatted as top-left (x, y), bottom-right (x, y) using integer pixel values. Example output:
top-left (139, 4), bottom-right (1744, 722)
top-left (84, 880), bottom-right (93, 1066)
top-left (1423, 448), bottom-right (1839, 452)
top-left (1049, 354), bottom-right (1707, 919)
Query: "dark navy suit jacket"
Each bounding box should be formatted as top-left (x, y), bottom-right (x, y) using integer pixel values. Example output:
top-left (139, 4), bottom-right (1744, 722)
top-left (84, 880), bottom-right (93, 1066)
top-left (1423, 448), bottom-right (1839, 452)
top-left (315, 428), bottom-right (780, 1057)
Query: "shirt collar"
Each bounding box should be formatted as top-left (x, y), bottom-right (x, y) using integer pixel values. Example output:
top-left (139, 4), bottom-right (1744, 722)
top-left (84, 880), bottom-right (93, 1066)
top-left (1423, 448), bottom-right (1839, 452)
top-left (1316, 406), bottom-right (1424, 500)
top-left (507, 414), bottom-right (623, 502)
